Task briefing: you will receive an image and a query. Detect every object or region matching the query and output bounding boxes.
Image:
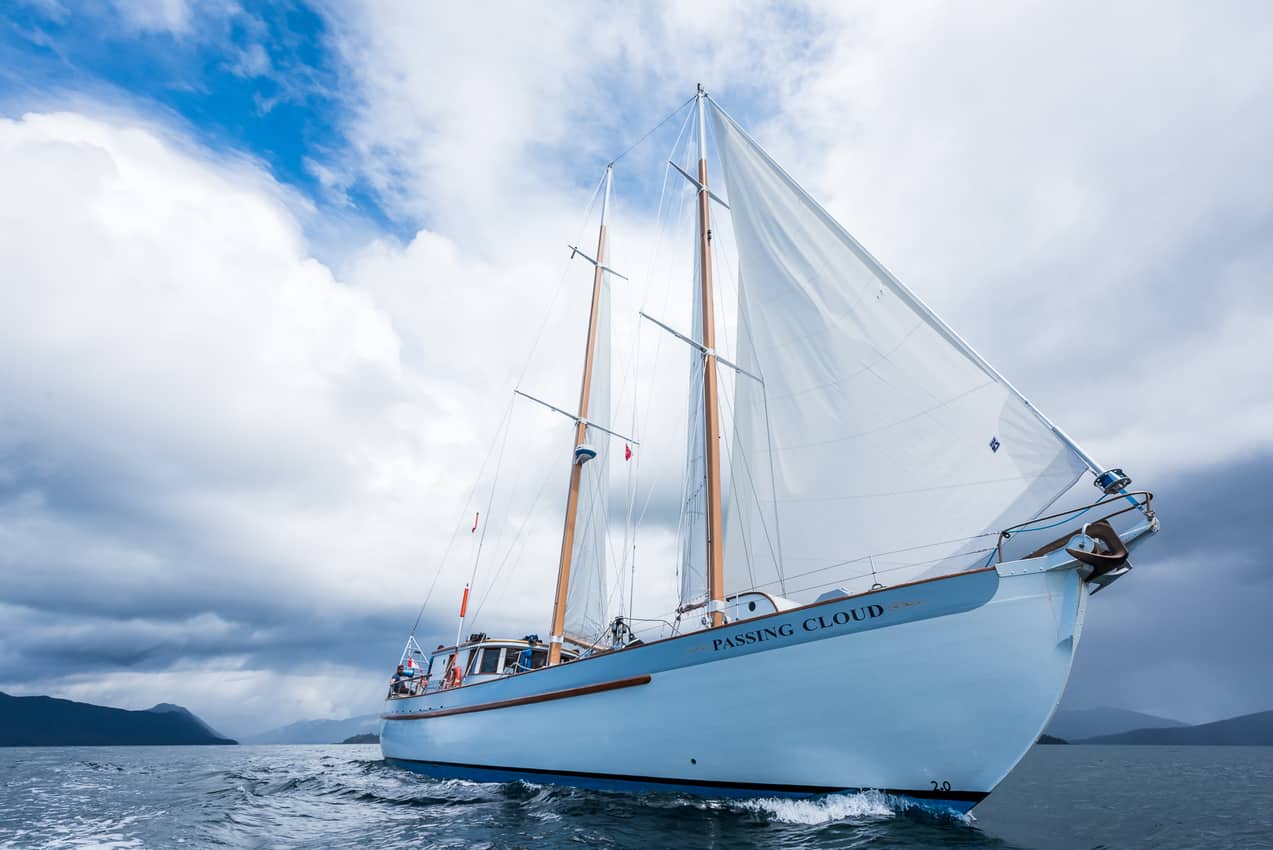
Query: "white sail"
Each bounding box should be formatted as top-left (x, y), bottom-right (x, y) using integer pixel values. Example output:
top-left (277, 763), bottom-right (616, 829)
top-left (710, 102), bottom-right (1089, 599)
top-left (564, 274), bottom-right (611, 642)
top-left (678, 250), bottom-right (709, 610)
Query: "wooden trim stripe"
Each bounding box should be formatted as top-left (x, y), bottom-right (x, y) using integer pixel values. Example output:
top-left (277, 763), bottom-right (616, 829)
top-left (383, 674), bottom-right (651, 721)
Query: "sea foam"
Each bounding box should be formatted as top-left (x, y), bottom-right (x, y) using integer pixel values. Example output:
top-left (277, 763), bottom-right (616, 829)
top-left (738, 790), bottom-right (895, 824)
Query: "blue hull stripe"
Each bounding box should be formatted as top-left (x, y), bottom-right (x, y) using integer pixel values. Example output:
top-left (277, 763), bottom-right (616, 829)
top-left (385, 757), bottom-right (985, 812)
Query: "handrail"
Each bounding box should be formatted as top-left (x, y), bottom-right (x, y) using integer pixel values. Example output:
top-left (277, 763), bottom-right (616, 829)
top-left (387, 674), bottom-right (431, 700)
top-left (996, 490), bottom-right (1154, 563)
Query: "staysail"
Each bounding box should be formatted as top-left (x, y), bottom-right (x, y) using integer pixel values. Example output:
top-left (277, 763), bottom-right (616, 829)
top-left (709, 101), bottom-right (1090, 599)
top-left (563, 272), bottom-right (612, 642)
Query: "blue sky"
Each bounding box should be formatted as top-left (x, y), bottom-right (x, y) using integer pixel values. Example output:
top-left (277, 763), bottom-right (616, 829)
top-left (0, 1), bottom-right (1270, 736)
top-left (1, 1), bottom-right (404, 233)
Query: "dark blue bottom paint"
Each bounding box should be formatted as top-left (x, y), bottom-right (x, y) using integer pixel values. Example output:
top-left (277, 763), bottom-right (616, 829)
top-left (385, 757), bottom-right (984, 815)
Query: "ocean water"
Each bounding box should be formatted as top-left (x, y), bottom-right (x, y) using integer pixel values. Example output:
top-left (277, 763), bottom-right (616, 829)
top-left (0, 744), bottom-right (1269, 849)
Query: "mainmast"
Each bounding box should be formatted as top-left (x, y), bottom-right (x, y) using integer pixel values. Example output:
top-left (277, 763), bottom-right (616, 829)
top-left (547, 165), bottom-right (613, 665)
top-left (695, 86), bottom-right (727, 628)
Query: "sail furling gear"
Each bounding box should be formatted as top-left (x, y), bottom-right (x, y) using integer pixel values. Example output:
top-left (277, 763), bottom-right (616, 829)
top-left (1094, 468), bottom-right (1132, 494)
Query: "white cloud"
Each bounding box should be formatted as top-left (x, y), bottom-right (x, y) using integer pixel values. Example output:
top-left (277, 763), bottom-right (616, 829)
top-left (0, 113), bottom-right (406, 499)
top-left (0, 111), bottom-right (439, 650)
top-left (108, 0), bottom-right (194, 34)
top-left (230, 42), bottom-right (272, 79)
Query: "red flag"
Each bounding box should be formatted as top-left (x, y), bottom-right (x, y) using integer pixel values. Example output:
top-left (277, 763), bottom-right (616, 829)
top-left (624, 444), bottom-right (632, 461)
top-left (471, 511), bottom-right (479, 532)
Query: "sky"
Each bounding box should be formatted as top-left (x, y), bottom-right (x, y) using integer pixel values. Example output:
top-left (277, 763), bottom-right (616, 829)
top-left (0, 0), bottom-right (1270, 737)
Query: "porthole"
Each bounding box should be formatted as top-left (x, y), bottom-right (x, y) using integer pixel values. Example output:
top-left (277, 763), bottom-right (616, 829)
top-left (748, 601), bottom-right (756, 611)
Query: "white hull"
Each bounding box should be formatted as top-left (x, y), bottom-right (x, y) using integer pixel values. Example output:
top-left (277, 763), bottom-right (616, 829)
top-left (381, 554), bottom-right (1094, 811)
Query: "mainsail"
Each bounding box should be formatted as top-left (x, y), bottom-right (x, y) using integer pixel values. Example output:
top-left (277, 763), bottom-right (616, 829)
top-left (563, 272), bottom-right (612, 642)
top-left (709, 101), bottom-right (1090, 599)
top-left (678, 250), bottom-right (709, 610)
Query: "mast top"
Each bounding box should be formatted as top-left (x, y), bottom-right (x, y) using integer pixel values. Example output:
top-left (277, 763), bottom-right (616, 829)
top-left (696, 86), bottom-right (708, 162)
top-left (599, 162), bottom-right (613, 226)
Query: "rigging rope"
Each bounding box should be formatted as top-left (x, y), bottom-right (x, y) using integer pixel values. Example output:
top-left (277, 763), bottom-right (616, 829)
top-left (466, 396), bottom-right (516, 592)
top-left (610, 96), bottom-right (697, 165)
top-left (673, 353), bottom-right (707, 604)
top-left (1008, 504), bottom-right (1098, 535)
top-left (466, 441), bottom-right (563, 629)
top-left (405, 168), bottom-right (607, 642)
top-left (514, 175), bottom-right (606, 391)
top-left (407, 396), bottom-right (516, 636)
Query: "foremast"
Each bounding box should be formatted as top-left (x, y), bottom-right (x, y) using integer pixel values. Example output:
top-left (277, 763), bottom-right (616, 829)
top-left (548, 165), bottom-right (614, 665)
top-left (694, 86), bottom-right (727, 627)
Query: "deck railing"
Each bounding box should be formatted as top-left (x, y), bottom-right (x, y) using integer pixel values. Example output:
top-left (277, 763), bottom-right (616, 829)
top-left (995, 490), bottom-right (1154, 563)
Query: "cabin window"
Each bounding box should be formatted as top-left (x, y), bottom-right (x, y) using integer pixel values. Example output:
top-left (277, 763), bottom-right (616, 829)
top-left (500, 648), bottom-right (522, 672)
top-left (477, 648), bottom-right (501, 675)
top-left (530, 648), bottom-right (548, 669)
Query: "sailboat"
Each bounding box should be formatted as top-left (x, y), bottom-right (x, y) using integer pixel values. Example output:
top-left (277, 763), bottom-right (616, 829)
top-left (379, 87), bottom-right (1159, 813)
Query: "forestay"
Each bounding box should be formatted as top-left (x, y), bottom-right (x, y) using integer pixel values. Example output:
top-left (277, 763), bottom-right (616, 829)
top-left (564, 274), bottom-right (612, 642)
top-left (709, 101), bottom-right (1089, 599)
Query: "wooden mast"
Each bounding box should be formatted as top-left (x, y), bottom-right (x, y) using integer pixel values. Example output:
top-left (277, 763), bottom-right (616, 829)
top-left (696, 87), bottom-right (727, 628)
top-left (548, 165), bottom-right (613, 665)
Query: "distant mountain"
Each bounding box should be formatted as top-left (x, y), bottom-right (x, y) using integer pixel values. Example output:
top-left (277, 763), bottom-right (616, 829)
top-left (0, 692), bottom-right (236, 746)
top-left (147, 703), bottom-right (229, 741)
top-left (241, 714), bottom-right (380, 745)
top-left (1037, 734), bottom-right (1068, 745)
top-left (1080, 709), bottom-right (1273, 745)
top-left (1047, 707), bottom-right (1185, 741)
top-left (342, 733), bottom-right (379, 744)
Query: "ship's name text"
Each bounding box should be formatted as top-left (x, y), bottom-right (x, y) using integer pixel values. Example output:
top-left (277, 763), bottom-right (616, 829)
top-left (711, 604), bottom-right (885, 652)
